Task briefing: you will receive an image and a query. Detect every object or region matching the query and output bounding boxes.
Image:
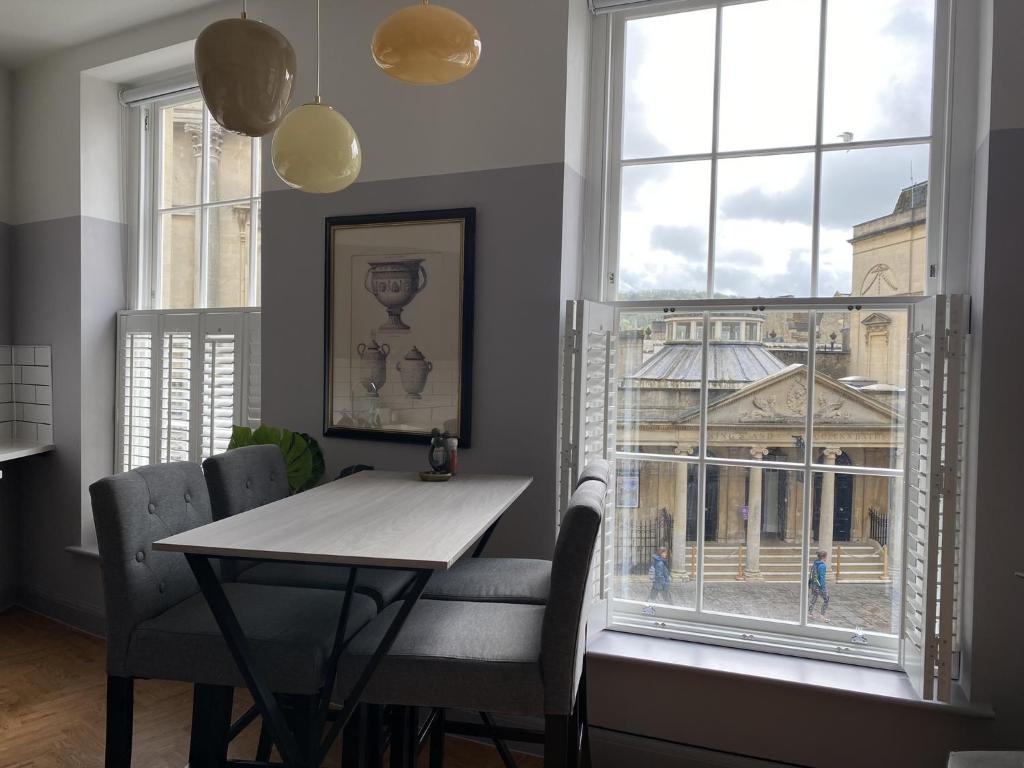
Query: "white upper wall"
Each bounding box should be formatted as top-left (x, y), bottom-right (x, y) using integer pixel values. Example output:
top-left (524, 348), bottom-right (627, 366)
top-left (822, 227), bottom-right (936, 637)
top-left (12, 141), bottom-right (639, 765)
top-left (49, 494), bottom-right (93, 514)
top-left (12, 0), bottom-right (573, 224)
top-left (0, 68), bottom-right (12, 224)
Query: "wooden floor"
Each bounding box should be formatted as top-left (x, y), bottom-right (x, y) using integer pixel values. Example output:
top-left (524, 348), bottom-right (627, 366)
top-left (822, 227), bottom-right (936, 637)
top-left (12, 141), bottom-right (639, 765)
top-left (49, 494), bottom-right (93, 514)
top-left (0, 608), bottom-right (543, 768)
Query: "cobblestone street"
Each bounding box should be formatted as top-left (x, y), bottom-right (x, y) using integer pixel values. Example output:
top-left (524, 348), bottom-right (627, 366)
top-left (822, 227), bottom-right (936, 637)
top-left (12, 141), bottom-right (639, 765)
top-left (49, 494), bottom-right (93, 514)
top-left (616, 577), bottom-right (898, 634)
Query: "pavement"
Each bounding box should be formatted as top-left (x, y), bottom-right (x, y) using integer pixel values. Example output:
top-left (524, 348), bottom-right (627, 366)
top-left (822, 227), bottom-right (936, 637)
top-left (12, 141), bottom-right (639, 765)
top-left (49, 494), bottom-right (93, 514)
top-left (617, 576), bottom-right (898, 634)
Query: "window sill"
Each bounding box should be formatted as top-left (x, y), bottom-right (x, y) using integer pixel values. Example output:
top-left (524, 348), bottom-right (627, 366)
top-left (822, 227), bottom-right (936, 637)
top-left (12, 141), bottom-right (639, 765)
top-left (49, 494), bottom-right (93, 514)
top-left (66, 545), bottom-right (100, 560)
top-left (586, 628), bottom-right (993, 719)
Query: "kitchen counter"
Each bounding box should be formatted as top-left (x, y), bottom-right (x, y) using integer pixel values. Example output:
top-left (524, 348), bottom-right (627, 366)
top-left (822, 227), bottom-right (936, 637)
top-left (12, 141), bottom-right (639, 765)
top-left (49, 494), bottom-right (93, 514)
top-left (0, 439), bottom-right (55, 463)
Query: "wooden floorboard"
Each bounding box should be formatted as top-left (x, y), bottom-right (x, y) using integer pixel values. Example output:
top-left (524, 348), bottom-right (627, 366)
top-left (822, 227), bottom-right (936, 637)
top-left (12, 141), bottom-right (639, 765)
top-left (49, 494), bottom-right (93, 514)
top-left (0, 608), bottom-right (543, 767)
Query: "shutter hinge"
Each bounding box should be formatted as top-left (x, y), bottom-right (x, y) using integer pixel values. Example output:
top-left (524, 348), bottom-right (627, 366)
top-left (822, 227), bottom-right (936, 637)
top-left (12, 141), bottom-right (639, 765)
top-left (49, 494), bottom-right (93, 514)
top-left (608, 271), bottom-right (616, 285)
top-left (566, 329), bottom-right (580, 355)
top-left (144, 112), bottom-right (150, 131)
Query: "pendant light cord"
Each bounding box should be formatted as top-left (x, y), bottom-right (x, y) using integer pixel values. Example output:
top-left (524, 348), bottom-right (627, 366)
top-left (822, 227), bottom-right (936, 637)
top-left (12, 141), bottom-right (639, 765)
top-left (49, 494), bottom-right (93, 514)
top-left (315, 0), bottom-right (322, 104)
top-left (241, 0), bottom-right (247, 19)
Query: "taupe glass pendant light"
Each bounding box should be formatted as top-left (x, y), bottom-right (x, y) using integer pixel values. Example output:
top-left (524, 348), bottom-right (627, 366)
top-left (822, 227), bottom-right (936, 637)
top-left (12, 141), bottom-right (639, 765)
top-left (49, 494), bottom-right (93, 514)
top-left (195, 0), bottom-right (296, 136)
top-left (272, 0), bottom-right (362, 194)
top-left (372, 0), bottom-right (481, 85)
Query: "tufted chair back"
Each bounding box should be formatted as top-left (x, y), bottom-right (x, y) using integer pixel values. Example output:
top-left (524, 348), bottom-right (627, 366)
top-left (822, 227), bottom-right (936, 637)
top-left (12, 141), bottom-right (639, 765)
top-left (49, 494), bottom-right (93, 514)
top-left (202, 444), bottom-right (291, 522)
top-left (540, 459), bottom-right (610, 715)
top-left (89, 462), bottom-right (213, 677)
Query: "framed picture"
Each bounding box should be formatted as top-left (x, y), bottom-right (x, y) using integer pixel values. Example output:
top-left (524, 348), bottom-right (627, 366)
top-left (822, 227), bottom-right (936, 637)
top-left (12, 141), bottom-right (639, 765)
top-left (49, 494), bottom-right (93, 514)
top-left (324, 208), bottom-right (475, 446)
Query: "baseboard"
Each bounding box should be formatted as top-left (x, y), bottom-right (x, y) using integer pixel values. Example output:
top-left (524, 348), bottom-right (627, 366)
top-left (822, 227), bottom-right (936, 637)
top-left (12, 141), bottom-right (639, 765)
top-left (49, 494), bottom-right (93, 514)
top-left (589, 728), bottom-right (808, 768)
top-left (16, 588), bottom-right (106, 638)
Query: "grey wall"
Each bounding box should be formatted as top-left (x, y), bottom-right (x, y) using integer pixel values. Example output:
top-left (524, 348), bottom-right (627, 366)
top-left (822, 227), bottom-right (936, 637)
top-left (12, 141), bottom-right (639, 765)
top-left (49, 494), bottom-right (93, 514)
top-left (262, 164), bottom-right (568, 560)
top-left (0, 67), bottom-right (14, 609)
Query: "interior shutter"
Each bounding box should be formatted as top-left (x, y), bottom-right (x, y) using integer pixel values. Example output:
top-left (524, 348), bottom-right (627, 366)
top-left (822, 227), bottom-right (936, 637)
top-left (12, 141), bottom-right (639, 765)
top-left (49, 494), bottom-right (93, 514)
top-left (117, 314), bottom-right (157, 471)
top-left (199, 313), bottom-right (243, 460)
top-left (903, 295), bottom-right (966, 702)
top-left (243, 311), bottom-right (262, 426)
top-left (561, 300), bottom-right (617, 604)
top-left (159, 313), bottom-right (199, 464)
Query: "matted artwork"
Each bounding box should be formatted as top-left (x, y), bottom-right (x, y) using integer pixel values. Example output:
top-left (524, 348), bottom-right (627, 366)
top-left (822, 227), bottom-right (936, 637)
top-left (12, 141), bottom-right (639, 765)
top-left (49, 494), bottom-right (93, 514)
top-left (324, 208), bottom-right (475, 446)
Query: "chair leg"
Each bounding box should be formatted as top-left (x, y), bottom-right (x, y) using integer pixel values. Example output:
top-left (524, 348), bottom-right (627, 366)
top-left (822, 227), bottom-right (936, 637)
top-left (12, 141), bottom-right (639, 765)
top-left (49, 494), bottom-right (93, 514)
top-left (188, 684), bottom-right (234, 768)
top-left (578, 668), bottom-right (592, 768)
top-left (255, 723), bottom-right (272, 763)
top-left (544, 714), bottom-right (572, 768)
top-left (342, 702), bottom-right (367, 767)
top-left (428, 708), bottom-right (445, 768)
top-left (389, 706), bottom-right (417, 768)
top-left (367, 704), bottom-right (383, 768)
top-left (105, 675), bottom-right (134, 768)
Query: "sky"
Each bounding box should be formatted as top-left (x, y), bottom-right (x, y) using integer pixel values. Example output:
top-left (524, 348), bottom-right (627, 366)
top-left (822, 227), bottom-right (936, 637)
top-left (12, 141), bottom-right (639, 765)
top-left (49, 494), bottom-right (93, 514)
top-left (617, 0), bottom-right (935, 299)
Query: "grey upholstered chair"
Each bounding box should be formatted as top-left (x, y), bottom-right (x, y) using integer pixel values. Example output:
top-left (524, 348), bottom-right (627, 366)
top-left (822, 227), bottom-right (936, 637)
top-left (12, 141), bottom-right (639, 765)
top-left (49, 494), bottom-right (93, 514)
top-left (203, 445), bottom-right (414, 610)
top-left (90, 461), bottom-right (378, 767)
top-left (335, 460), bottom-right (610, 768)
top-left (421, 460), bottom-right (612, 607)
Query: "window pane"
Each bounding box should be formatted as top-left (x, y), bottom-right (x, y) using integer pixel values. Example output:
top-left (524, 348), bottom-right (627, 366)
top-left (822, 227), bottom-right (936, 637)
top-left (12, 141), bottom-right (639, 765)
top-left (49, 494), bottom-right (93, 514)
top-left (818, 144), bottom-right (930, 297)
top-left (617, 309), bottom-right (705, 453)
top-left (706, 309), bottom-right (808, 463)
top-left (622, 9), bottom-right (716, 159)
top-left (715, 153), bottom-right (814, 297)
top-left (159, 210), bottom-right (199, 309)
top-left (210, 127), bottom-right (252, 202)
top-left (618, 162), bottom-right (711, 299)
top-left (159, 99), bottom-right (204, 208)
top-left (811, 309), bottom-right (907, 472)
top-left (718, 0), bottom-right (820, 152)
top-left (207, 203), bottom-right (252, 308)
top-left (613, 459), bottom-right (698, 610)
top-left (809, 471), bottom-right (900, 635)
top-left (252, 201), bottom-right (262, 306)
top-left (701, 464), bottom-right (804, 624)
top-left (823, 0), bottom-right (935, 143)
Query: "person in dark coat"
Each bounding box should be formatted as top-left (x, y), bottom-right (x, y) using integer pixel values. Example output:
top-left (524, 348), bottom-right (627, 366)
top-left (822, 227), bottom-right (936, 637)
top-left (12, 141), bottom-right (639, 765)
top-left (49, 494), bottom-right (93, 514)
top-left (648, 546), bottom-right (672, 604)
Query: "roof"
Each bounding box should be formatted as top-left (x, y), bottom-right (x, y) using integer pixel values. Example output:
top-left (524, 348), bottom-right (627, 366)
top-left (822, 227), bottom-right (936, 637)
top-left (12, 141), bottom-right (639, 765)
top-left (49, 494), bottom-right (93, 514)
top-left (628, 342), bottom-right (788, 387)
top-left (894, 181), bottom-right (928, 214)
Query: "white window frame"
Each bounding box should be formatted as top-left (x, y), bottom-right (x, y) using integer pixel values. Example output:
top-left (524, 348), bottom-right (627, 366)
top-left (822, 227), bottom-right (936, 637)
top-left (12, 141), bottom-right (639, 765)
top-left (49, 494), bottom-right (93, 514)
top-left (586, 0), bottom-right (960, 303)
top-left (136, 89), bottom-right (262, 311)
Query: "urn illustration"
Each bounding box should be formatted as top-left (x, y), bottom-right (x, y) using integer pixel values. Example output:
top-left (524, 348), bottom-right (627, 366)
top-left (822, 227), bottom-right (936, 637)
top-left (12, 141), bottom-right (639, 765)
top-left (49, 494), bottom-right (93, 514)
top-left (356, 339), bottom-right (390, 396)
top-left (396, 346), bottom-right (433, 399)
top-left (364, 259), bottom-right (428, 331)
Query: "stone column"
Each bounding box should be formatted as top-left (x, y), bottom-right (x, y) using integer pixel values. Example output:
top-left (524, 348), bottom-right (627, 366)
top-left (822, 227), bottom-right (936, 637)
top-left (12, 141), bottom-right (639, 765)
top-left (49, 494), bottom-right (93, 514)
top-left (671, 449), bottom-right (692, 580)
top-left (817, 447), bottom-right (842, 572)
top-left (744, 446), bottom-right (769, 580)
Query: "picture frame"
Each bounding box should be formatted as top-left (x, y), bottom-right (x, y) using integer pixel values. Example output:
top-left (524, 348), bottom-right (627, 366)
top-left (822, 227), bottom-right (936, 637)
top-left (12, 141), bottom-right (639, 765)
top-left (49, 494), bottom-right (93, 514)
top-left (324, 208), bottom-right (475, 447)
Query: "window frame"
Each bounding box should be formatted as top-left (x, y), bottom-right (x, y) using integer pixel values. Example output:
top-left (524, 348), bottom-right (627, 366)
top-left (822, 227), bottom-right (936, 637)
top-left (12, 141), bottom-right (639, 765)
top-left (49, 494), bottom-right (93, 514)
top-left (588, 0), bottom-right (956, 303)
top-left (136, 88), bottom-right (262, 311)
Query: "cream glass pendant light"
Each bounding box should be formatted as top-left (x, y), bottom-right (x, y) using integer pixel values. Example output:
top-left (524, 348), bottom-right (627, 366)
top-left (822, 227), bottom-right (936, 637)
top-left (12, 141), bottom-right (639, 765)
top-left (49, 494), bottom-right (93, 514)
top-left (372, 0), bottom-right (481, 85)
top-left (272, 0), bottom-right (362, 194)
top-left (195, 0), bottom-right (296, 137)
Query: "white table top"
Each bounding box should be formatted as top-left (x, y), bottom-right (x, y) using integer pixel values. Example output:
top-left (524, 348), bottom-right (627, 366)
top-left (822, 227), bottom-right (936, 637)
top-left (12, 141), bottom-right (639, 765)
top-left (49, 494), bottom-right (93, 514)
top-left (153, 471), bottom-right (533, 570)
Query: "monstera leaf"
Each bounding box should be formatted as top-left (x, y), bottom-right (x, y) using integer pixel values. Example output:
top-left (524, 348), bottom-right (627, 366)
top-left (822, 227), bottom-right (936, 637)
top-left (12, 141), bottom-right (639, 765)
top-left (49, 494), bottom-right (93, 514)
top-left (228, 424), bottom-right (325, 494)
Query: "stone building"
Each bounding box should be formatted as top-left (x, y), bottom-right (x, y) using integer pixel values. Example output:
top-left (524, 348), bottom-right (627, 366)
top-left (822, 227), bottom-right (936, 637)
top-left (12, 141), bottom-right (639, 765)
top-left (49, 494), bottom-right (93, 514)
top-left (616, 182), bottom-right (927, 581)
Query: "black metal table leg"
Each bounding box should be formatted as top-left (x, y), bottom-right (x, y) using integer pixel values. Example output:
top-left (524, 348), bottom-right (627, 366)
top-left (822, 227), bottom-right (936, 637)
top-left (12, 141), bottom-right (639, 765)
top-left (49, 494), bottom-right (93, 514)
top-left (187, 554), bottom-right (305, 767)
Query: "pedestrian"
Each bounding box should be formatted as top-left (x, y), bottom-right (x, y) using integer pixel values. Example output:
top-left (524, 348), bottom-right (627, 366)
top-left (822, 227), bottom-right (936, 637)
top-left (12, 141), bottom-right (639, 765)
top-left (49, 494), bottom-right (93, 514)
top-left (808, 548), bottom-right (830, 622)
top-left (648, 546), bottom-right (672, 604)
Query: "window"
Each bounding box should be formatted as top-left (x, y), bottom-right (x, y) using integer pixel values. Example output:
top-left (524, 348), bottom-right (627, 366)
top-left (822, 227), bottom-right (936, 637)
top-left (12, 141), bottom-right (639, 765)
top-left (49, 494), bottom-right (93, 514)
top-left (116, 85), bottom-right (262, 472)
top-left (139, 91), bottom-right (261, 310)
top-left (571, 0), bottom-right (966, 698)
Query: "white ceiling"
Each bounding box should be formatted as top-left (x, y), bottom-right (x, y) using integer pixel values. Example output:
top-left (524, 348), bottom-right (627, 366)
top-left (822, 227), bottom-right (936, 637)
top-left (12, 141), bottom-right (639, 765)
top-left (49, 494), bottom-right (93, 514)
top-left (0, 0), bottom-right (222, 68)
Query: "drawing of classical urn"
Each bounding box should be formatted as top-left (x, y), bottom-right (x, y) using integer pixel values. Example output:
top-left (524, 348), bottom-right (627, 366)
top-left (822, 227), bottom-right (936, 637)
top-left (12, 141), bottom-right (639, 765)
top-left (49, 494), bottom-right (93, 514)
top-left (356, 338), bottom-right (390, 396)
top-left (364, 259), bottom-right (428, 331)
top-left (396, 346), bottom-right (433, 399)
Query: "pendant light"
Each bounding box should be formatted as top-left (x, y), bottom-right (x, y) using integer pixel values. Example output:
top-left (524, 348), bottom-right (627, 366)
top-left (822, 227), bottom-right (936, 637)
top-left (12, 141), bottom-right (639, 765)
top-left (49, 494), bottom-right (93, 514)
top-left (195, 0), bottom-right (296, 137)
top-left (272, 0), bottom-right (362, 194)
top-left (372, 0), bottom-right (481, 85)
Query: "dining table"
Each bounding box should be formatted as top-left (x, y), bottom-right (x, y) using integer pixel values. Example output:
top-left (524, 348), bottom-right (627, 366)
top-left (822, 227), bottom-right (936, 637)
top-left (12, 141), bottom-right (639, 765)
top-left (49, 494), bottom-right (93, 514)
top-left (153, 469), bottom-right (533, 768)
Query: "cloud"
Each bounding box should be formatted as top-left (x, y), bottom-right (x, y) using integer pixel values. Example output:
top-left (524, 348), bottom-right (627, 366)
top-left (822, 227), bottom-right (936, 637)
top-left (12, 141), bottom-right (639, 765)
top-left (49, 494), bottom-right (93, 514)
top-left (649, 225), bottom-right (707, 263)
top-left (719, 177), bottom-right (813, 225)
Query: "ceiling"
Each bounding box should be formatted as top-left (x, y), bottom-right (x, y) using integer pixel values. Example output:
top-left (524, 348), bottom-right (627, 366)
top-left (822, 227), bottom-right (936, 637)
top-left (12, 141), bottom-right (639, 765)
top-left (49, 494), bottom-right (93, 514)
top-left (0, 0), bottom-right (221, 68)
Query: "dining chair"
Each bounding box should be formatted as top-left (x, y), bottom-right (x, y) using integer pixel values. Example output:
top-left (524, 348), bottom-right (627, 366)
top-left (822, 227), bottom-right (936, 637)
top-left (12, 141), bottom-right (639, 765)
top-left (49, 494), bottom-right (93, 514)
top-left (334, 460), bottom-right (610, 768)
top-left (90, 461), bottom-right (379, 768)
top-left (421, 460), bottom-right (611, 607)
top-left (203, 445), bottom-right (414, 611)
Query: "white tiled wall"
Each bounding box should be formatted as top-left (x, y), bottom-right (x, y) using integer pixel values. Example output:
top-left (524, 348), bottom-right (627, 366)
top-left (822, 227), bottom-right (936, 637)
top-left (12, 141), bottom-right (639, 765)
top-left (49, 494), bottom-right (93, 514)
top-left (0, 346), bottom-right (53, 443)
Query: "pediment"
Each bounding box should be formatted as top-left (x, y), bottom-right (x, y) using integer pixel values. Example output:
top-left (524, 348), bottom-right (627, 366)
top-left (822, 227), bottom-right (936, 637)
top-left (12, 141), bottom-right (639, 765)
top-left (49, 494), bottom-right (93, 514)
top-left (681, 366), bottom-right (899, 428)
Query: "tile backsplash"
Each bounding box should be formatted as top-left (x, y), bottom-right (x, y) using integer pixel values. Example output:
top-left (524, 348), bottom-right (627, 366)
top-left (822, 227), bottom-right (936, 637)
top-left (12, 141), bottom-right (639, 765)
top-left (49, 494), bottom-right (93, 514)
top-left (0, 345), bottom-right (53, 443)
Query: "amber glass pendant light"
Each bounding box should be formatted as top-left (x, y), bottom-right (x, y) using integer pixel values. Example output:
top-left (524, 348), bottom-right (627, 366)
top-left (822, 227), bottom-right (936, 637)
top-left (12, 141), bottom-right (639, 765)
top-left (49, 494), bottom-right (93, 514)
top-left (195, 0), bottom-right (296, 136)
top-left (272, 0), bottom-right (362, 194)
top-left (372, 0), bottom-right (481, 85)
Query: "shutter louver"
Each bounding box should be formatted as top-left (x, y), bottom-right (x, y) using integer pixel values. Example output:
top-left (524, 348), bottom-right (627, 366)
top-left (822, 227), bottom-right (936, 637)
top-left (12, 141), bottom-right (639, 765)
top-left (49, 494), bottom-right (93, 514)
top-left (160, 331), bottom-right (193, 463)
top-left (202, 333), bottom-right (238, 460)
top-left (121, 325), bottom-right (154, 471)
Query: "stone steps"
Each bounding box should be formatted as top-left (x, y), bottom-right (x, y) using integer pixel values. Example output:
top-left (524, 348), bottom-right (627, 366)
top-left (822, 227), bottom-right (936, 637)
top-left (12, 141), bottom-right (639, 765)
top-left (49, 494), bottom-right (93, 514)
top-left (675, 544), bottom-right (889, 583)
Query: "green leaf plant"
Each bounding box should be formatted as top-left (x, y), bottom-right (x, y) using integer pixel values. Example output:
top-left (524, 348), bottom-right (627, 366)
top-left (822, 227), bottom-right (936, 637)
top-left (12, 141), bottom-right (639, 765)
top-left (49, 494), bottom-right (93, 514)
top-left (228, 425), bottom-right (326, 494)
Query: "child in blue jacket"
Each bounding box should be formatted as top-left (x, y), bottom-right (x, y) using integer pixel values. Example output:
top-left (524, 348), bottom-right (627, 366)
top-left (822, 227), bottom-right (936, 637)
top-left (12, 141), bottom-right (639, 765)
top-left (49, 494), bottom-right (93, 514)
top-left (808, 548), bottom-right (830, 621)
top-left (648, 546), bottom-right (672, 604)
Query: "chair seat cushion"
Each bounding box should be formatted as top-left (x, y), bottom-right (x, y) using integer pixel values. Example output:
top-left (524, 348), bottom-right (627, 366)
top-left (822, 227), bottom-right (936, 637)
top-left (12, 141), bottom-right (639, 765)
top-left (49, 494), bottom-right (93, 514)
top-left (336, 600), bottom-right (545, 716)
top-left (237, 562), bottom-right (414, 611)
top-left (422, 558), bottom-right (551, 604)
top-left (127, 583), bottom-right (377, 695)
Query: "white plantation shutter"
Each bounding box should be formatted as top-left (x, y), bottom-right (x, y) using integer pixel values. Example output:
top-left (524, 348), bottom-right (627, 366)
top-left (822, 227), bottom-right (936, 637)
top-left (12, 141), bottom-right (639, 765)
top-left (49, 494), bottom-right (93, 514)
top-left (561, 300), bottom-right (617, 604)
top-left (116, 309), bottom-right (261, 470)
top-left (903, 295), bottom-right (967, 702)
